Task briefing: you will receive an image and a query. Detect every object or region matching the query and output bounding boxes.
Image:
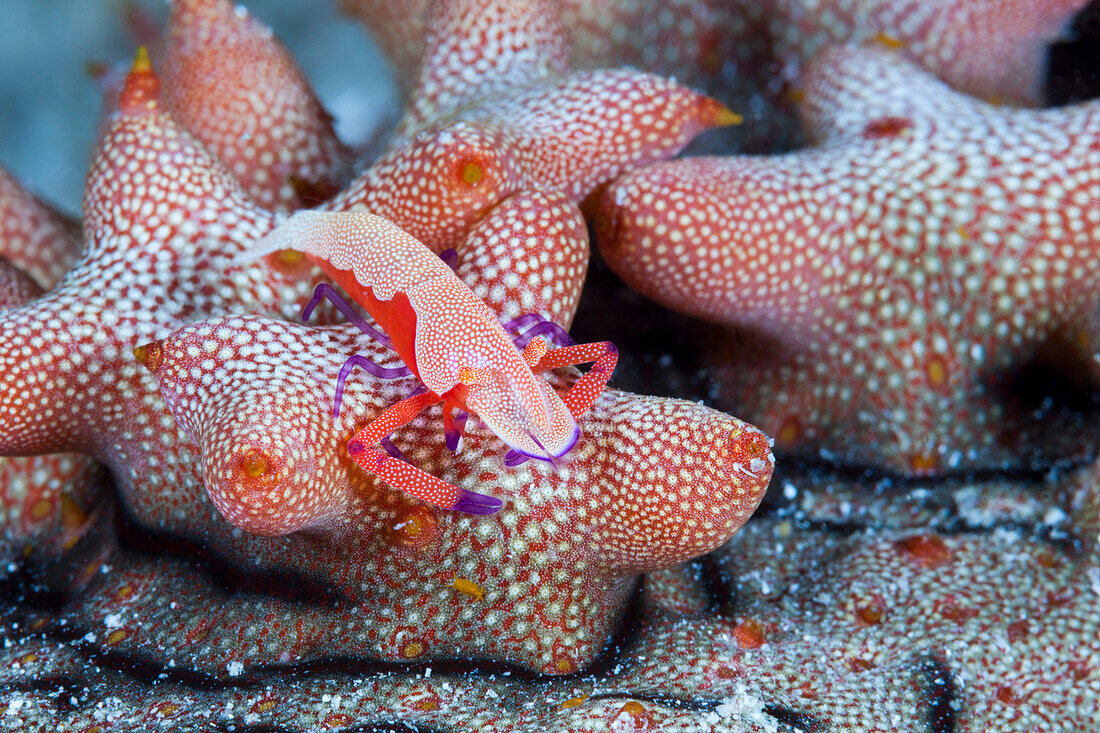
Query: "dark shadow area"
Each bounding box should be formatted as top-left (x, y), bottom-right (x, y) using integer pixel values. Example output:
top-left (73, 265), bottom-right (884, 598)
top-left (1047, 0), bottom-right (1100, 104)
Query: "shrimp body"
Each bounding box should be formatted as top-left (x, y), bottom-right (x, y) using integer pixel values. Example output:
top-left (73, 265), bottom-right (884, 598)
top-left (247, 211), bottom-right (617, 515)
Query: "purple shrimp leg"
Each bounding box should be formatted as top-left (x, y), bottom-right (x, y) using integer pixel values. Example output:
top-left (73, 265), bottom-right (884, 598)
top-left (333, 354), bottom-right (413, 418)
top-left (503, 313), bottom-right (575, 349)
top-left (438, 248), bottom-right (459, 271)
top-left (303, 283), bottom-right (392, 347)
top-left (444, 410), bottom-right (468, 452)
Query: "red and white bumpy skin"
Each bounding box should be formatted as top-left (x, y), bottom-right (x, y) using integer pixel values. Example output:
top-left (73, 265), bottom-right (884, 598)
top-left (0, 166), bottom-right (81, 290)
top-left (134, 313), bottom-right (773, 671)
top-left (771, 0), bottom-right (1087, 106)
top-left (595, 45), bottom-right (1100, 474)
top-left (0, 54), bottom-right (333, 534)
top-left (160, 0), bottom-right (353, 211)
top-left (328, 0), bottom-right (738, 312)
top-left (0, 258), bottom-right (105, 558)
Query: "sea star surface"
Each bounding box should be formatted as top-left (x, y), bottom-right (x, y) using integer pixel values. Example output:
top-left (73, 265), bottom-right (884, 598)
top-left (159, 0), bottom-right (354, 211)
top-left (0, 166), bottom-right (81, 290)
top-left (594, 44), bottom-right (1100, 474)
top-left (121, 313), bottom-right (772, 673)
top-left (0, 55), bottom-right (326, 533)
top-left (326, 0), bottom-right (738, 316)
top-left (340, 0), bottom-right (1086, 152)
top-left (2, 0), bottom-right (1099, 728)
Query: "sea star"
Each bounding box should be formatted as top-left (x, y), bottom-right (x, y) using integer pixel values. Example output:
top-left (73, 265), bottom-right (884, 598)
top-left (340, 0), bottom-right (1086, 152)
top-left (0, 0), bottom-right (765, 675)
top-left (117, 312), bottom-right (772, 673)
top-left (159, 0), bottom-right (354, 211)
top-left (594, 44), bottom-right (1100, 474)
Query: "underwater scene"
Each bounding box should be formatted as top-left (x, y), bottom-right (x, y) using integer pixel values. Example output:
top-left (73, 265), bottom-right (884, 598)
top-left (0, 0), bottom-right (1098, 730)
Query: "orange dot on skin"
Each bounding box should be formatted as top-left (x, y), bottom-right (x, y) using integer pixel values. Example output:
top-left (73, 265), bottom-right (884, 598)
top-left (873, 33), bottom-right (906, 50)
top-left (251, 698), bottom-right (278, 714)
top-left (105, 629), bottom-right (127, 645)
top-left (715, 665), bottom-right (739, 680)
top-left (733, 619), bottom-right (766, 649)
top-left (390, 506), bottom-right (438, 549)
top-left (1036, 551), bottom-right (1060, 569)
top-left (322, 713), bottom-right (353, 728)
top-left (908, 451), bottom-right (938, 474)
top-left (239, 449), bottom-right (270, 478)
top-left (855, 598), bottom-right (886, 626)
top-left (554, 657), bottom-right (578, 674)
top-left (59, 494), bottom-right (87, 530)
top-left (153, 703), bottom-right (181, 717)
top-left (862, 116), bottom-right (912, 139)
top-left (400, 639), bottom-right (427, 659)
top-left (275, 248), bottom-right (305, 266)
top-left (460, 161), bottom-right (483, 185)
top-left (29, 498), bottom-right (54, 522)
top-left (926, 357), bottom-right (948, 387)
top-left (414, 698), bottom-right (441, 712)
top-left (615, 700), bottom-right (649, 725)
top-left (995, 685), bottom-right (1025, 706)
top-left (849, 657), bottom-right (875, 672)
top-left (785, 87), bottom-right (805, 104)
top-left (895, 534), bottom-right (953, 569)
top-left (776, 417), bottom-right (800, 447)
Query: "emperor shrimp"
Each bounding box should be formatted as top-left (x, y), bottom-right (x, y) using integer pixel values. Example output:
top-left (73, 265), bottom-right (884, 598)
top-left (245, 210), bottom-right (617, 515)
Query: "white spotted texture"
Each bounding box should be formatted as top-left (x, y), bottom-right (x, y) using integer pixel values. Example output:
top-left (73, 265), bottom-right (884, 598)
top-left (136, 313), bottom-right (772, 671)
top-left (343, 0), bottom-right (1086, 155)
top-left (0, 60), bottom-right (331, 533)
top-left (0, 166), bottom-right (81, 289)
top-left (596, 45), bottom-right (1100, 474)
top-left (327, 0), bottom-right (731, 330)
top-left (161, 0), bottom-right (353, 211)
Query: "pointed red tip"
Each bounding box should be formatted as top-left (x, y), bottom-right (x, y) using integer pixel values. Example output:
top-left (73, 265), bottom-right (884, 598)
top-left (118, 46), bottom-right (161, 115)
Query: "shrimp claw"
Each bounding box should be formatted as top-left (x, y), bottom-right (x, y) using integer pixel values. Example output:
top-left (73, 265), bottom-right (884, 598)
top-left (346, 390), bottom-right (503, 515)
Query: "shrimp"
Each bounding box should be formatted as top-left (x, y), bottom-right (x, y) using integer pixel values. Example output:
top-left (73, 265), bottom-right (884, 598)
top-left (244, 211), bottom-right (617, 515)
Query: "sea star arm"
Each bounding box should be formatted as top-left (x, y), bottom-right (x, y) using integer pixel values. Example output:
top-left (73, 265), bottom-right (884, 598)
top-left (0, 166), bottom-right (82, 289)
top-left (160, 0), bottom-right (353, 211)
top-left (594, 45), bottom-right (1100, 473)
top-left (138, 311), bottom-right (773, 579)
top-left (400, 0), bottom-right (569, 135)
top-left (452, 189), bottom-right (589, 329)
